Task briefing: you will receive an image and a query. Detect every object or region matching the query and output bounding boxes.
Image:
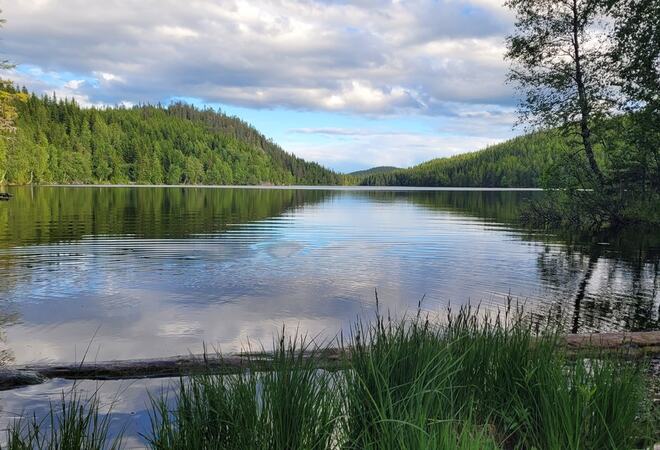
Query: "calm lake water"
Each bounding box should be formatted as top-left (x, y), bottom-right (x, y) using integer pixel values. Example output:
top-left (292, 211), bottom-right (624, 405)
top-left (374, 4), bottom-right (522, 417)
top-left (0, 186), bottom-right (658, 446)
top-left (1, 186), bottom-right (658, 367)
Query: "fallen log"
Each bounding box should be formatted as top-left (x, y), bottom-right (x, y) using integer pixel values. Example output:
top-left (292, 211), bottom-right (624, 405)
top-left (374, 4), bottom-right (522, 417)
top-left (22, 347), bottom-right (345, 381)
top-left (0, 348), bottom-right (346, 391)
top-left (564, 330), bottom-right (660, 352)
top-left (1, 331), bottom-right (658, 391)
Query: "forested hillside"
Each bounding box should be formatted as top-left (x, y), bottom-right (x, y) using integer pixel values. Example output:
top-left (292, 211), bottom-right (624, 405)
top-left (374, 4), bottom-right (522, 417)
top-left (348, 166), bottom-right (400, 178)
top-left (360, 132), bottom-right (569, 187)
top-left (0, 92), bottom-right (342, 185)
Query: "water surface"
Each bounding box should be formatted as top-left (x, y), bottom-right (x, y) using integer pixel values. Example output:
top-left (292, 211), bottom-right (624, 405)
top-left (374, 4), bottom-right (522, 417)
top-left (0, 186), bottom-right (658, 367)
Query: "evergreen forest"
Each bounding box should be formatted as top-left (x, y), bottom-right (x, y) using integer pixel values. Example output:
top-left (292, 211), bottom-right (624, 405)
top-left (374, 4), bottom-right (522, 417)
top-left (0, 92), bottom-right (343, 186)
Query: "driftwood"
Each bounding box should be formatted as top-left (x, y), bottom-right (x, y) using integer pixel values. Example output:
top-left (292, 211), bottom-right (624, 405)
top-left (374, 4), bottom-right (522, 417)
top-left (1, 348), bottom-right (346, 391)
top-left (563, 330), bottom-right (660, 353)
top-left (1, 331), bottom-right (659, 391)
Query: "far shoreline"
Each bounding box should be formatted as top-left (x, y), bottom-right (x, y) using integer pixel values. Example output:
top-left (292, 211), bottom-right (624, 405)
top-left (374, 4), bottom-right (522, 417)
top-left (3, 184), bottom-right (544, 192)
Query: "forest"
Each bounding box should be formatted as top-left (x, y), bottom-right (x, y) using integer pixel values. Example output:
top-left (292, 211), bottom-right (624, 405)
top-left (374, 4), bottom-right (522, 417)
top-left (361, 114), bottom-right (659, 201)
top-left (348, 166), bottom-right (400, 179)
top-left (1, 87), bottom-right (573, 190)
top-left (0, 92), bottom-right (343, 186)
top-left (359, 131), bottom-right (566, 187)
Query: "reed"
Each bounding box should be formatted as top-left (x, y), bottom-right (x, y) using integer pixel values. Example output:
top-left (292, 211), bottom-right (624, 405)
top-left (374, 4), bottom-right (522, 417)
top-left (2, 390), bottom-right (122, 450)
top-left (4, 307), bottom-right (656, 449)
top-left (147, 334), bottom-right (341, 450)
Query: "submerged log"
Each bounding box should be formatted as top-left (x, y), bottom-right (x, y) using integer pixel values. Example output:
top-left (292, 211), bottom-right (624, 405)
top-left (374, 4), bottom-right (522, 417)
top-left (19, 348), bottom-right (346, 382)
top-left (0, 368), bottom-right (46, 390)
top-left (0, 348), bottom-right (346, 391)
top-left (1, 331), bottom-right (659, 391)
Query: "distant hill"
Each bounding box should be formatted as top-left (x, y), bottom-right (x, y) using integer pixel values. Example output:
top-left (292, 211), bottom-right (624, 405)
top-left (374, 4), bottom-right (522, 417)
top-left (1, 90), bottom-right (343, 186)
top-left (359, 131), bottom-right (569, 187)
top-left (348, 166), bottom-right (401, 178)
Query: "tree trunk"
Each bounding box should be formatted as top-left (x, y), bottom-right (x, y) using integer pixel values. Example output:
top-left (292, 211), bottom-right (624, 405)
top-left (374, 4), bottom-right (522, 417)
top-left (572, 0), bottom-right (605, 185)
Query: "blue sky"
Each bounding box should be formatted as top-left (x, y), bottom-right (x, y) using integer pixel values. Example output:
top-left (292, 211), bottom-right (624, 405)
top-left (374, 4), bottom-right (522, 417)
top-left (1, 0), bottom-right (520, 172)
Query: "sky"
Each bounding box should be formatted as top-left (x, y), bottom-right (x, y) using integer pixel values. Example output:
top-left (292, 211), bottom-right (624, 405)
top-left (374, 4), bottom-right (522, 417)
top-left (0, 0), bottom-right (521, 172)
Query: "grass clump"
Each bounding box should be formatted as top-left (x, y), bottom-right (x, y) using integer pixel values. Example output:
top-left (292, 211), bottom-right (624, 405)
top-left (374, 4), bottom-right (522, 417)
top-left (342, 311), bottom-right (500, 449)
top-left (2, 391), bottom-right (122, 450)
top-left (147, 334), bottom-right (341, 450)
top-left (342, 307), bottom-right (653, 449)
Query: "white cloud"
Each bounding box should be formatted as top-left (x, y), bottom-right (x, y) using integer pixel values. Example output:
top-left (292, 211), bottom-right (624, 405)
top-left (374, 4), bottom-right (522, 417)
top-left (155, 25), bottom-right (200, 40)
top-left (94, 71), bottom-right (124, 83)
top-left (0, 0), bottom-right (516, 114)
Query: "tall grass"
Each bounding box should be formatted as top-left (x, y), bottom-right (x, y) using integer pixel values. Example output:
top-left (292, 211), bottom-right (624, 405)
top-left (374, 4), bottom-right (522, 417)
top-left (3, 306), bottom-right (656, 449)
top-left (147, 334), bottom-right (341, 450)
top-left (2, 391), bottom-right (122, 450)
top-left (147, 306), bottom-right (654, 449)
top-left (342, 310), bottom-right (500, 449)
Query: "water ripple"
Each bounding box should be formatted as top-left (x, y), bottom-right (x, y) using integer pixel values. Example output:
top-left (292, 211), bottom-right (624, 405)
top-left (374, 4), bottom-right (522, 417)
top-left (0, 187), bottom-right (657, 365)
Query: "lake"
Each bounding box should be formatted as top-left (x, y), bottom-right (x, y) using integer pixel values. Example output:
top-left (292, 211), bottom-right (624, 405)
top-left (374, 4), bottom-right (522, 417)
top-left (0, 186), bottom-right (658, 445)
top-left (1, 186), bottom-right (658, 368)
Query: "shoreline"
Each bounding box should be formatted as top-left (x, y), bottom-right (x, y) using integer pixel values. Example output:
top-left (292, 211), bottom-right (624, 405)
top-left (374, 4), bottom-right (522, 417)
top-left (2, 330), bottom-right (658, 391)
top-left (1, 183), bottom-right (544, 192)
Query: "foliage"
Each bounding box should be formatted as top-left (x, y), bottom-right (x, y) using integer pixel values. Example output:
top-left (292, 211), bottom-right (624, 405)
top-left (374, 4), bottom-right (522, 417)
top-left (502, 0), bottom-right (659, 229)
top-left (360, 131), bottom-right (569, 187)
top-left (609, 0), bottom-right (660, 110)
top-left (505, 0), bottom-right (616, 184)
top-left (0, 91), bottom-right (343, 186)
top-left (347, 166), bottom-right (400, 180)
top-left (0, 12), bottom-right (28, 183)
top-left (0, 81), bottom-right (27, 136)
top-left (608, 0), bottom-right (660, 194)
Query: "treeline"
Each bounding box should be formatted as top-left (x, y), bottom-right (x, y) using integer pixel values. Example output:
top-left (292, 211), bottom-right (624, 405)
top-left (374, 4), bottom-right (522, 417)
top-left (0, 91), bottom-right (344, 186)
top-left (348, 166), bottom-right (400, 179)
top-left (360, 131), bottom-right (567, 187)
